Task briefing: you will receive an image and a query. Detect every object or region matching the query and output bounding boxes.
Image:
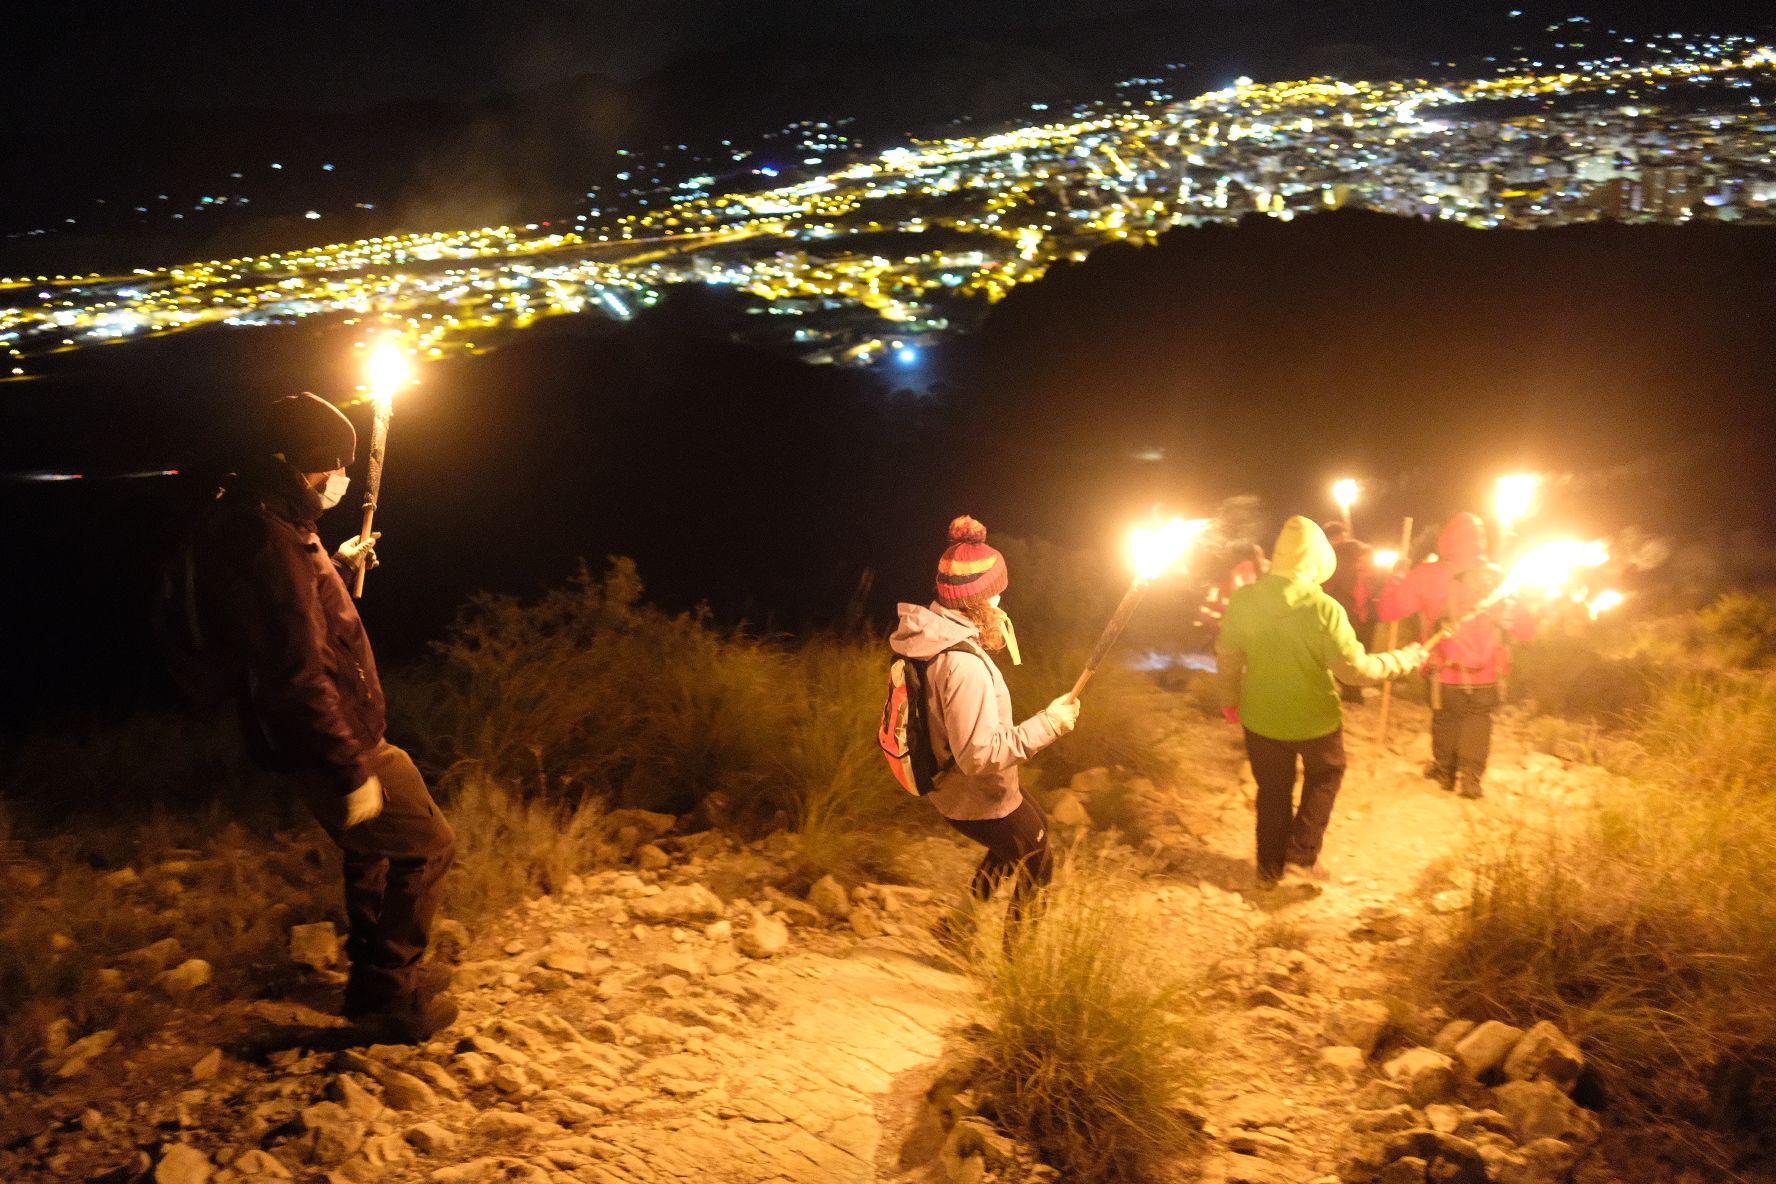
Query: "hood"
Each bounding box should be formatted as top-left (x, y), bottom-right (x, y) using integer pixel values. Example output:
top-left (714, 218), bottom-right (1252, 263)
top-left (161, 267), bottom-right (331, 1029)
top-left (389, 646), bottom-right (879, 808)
top-left (1437, 512), bottom-right (1488, 570)
top-left (890, 602), bottom-right (979, 660)
top-left (225, 454), bottom-right (324, 528)
top-left (1269, 516), bottom-right (1336, 586)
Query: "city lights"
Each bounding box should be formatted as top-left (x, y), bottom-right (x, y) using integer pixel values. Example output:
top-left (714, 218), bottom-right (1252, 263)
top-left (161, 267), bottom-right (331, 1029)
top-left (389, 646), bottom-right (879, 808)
top-left (2, 34), bottom-right (1771, 374)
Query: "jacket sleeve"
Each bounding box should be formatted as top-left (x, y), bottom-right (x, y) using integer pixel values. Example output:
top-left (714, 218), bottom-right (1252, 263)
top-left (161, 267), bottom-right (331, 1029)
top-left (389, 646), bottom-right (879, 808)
top-left (1321, 598), bottom-right (1420, 686)
top-left (1376, 566), bottom-right (1425, 624)
top-left (1214, 641), bottom-right (1245, 710)
top-left (931, 651), bottom-right (1059, 776)
top-left (228, 523), bottom-right (378, 793)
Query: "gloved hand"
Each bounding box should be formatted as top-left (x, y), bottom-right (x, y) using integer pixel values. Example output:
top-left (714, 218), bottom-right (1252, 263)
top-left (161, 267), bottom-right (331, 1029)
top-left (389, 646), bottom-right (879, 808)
top-left (343, 775), bottom-right (385, 828)
top-left (1044, 694), bottom-right (1081, 736)
top-left (335, 532), bottom-right (381, 573)
top-left (1221, 705), bottom-right (1242, 726)
top-left (1397, 643), bottom-right (1430, 673)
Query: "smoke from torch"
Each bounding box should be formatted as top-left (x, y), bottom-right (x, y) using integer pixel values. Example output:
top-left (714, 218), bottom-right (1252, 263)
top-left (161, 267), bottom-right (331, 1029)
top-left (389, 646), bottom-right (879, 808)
top-left (352, 337), bottom-right (413, 599)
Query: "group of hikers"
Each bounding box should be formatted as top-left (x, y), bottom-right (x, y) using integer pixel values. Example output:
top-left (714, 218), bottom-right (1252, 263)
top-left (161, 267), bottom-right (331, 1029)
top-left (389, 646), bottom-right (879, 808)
top-left (183, 391), bottom-right (1531, 1046)
top-left (893, 507), bottom-right (1532, 920)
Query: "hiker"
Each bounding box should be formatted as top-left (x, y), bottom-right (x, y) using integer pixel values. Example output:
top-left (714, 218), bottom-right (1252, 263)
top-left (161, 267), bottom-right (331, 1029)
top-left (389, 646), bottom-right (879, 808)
top-left (1216, 516), bottom-right (1426, 888)
top-left (1195, 542), bottom-right (1267, 639)
top-left (189, 392), bottom-right (457, 1042)
top-left (1376, 511), bottom-right (1535, 799)
top-left (889, 516), bottom-right (1080, 922)
top-left (1321, 520), bottom-right (1375, 703)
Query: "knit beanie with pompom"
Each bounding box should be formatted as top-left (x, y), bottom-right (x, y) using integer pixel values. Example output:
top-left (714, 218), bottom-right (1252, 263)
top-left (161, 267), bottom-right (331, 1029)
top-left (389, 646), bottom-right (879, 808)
top-left (935, 516), bottom-right (1009, 608)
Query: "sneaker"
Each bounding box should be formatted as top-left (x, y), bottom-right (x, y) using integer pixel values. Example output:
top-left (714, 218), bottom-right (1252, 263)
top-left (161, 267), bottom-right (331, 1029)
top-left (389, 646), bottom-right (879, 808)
top-left (355, 993), bottom-right (459, 1045)
top-left (1254, 866), bottom-right (1285, 891)
top-left (1457, 776), bottom-right (1484, 800)
top-left (1284, 860), bottom-right (1332, 885)
top-left (1423, 762), bottom-right (1456, 792)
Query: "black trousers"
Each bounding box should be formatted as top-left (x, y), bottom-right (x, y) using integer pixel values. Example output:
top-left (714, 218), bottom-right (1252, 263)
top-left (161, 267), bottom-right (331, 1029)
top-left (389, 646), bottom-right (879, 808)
top-left (945, 794), bottom-right (1054, 921)
top-left (296, 742), bottom-right (456, 1008)
top-left (1432, 683), bottom-right (1499, 785)
top-left (1244, 727), bottom-right (1347, 881)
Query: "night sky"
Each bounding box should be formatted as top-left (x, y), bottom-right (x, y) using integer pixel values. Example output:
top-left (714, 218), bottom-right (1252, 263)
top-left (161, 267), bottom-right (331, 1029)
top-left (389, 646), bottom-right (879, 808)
top-left (8, 0), bottom-right (1774, 131)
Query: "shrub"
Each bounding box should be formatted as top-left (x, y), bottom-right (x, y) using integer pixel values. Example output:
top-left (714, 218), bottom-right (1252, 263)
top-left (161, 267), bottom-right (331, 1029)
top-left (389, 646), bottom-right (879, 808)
top-left (1425, 672), bottom-right (1776, 1165)
top-left (410, 557), bottom-right (925, 878)
top-left (967, 847), bottom-right (1207, 1181)
top-left (440, 773), bottom-right (616, 918)
top-left (1699, 589), bottom-right (1776, 669)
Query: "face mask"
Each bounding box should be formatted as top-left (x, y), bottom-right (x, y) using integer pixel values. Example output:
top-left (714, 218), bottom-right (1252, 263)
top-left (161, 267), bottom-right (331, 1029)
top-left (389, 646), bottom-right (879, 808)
top-left (996, 608), bottom-right (1022, 667)
top-left (317, 472), bottom-right (351, 510)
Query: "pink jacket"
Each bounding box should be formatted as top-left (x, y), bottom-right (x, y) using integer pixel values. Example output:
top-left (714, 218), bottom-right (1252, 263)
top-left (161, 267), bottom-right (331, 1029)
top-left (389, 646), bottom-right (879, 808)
top-left (1377, 513), bottom-right (1533, 685)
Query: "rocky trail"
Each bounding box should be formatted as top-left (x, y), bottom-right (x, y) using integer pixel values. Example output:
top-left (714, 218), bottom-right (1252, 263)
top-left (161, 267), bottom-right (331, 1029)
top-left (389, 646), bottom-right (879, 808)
top-left (3, 694), bottom-right (1629, 1184)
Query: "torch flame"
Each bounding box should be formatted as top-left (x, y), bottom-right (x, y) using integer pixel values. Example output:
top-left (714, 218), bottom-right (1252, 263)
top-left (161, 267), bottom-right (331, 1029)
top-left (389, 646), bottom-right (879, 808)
top-left (1130, 517), bottom-right (1211, 582)
top-left (365, 338), bottom-right (413, 407)
top-left (1502, 538), bottom-right (1609, 599)
top-left (1332, 478), bottom-right (1359, 511)
top-left (1372, 549), bottom-right (1400, 570)
top-left (1495, 472), bottom-right (1541, 532)
top-left (1587, 589), bottom-right (1625, 619)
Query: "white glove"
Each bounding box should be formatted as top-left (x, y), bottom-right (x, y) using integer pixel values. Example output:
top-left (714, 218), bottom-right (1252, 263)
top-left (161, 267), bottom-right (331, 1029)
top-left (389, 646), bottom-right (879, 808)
top-left (335, 532), bottom-right (381, 573)
top-left (343, 775), bottom-right (385, 828)
top-left (1397, 643), bottom-right (1429, 673)
top-left (1044, 694), bottom-right (1081, 736)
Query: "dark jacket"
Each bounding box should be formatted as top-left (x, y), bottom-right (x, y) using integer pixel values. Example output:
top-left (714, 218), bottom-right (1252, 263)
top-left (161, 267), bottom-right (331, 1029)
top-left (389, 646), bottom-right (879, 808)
top-left (193, 456), bottom-right (387, 792)
top-left (1324, 537), bottom-right (1373, 626)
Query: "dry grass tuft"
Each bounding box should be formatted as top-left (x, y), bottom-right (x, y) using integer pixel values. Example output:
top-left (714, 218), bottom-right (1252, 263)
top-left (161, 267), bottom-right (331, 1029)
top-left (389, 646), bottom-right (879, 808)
top-left (1427, 671), bottom-right (1776, 1164)
top-left (967, 847), bottom-right (1208, 1182)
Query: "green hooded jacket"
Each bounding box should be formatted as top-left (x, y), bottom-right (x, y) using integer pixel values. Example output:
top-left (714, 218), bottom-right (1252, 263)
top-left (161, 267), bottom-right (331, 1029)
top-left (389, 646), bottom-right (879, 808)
top-left (1216, 516), bottom-right (1422, 741)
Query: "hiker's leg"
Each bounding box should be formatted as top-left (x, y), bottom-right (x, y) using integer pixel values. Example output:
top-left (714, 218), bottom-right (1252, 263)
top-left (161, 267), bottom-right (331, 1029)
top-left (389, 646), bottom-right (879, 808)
top-left (1244, 729), bottom-right (1298, 884)
top-left (1286, 729), bottom-right (1347, 868)
top-left (1457, 686), bottom-right (1499, 793)
top-left (1430, 692), bottom-right (1460, 786)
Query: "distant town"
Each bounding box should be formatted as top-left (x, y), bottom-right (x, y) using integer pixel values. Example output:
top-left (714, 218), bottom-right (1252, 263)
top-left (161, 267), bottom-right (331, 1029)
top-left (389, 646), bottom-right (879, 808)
top-left (3, 26), bottom-right (1772, 377)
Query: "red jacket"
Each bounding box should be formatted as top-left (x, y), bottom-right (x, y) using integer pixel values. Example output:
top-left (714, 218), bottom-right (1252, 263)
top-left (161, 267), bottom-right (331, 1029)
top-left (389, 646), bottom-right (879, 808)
top-left (194, 458), bottom-right (387, 792)
top-left (1377, 512), bottom-right (1532, 686)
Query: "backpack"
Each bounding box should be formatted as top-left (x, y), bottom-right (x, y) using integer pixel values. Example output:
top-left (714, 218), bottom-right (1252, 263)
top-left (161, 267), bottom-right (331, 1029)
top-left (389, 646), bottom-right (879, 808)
top-left (150, 531), bottom-right (237, 708)
top-left (877, 642), bottom-right (976, 796)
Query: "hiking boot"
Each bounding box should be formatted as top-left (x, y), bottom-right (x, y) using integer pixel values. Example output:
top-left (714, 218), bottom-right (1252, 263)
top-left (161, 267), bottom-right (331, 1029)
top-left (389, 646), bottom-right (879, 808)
top-left (1457, 775), bottom-right (1484, 800)
top-left (1254, 865), bottom-right (1285, 891)
top-left (355, 993), bottom-right (459, 1046)
top-left (343, 963), bottom-right (453, 1021)
top-left (1424, 762), bottom-right (1456, 792)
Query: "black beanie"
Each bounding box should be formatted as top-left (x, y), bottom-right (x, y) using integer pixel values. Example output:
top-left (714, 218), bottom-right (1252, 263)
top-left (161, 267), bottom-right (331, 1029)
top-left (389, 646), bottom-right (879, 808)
top-left (261, 392), bottom-right (357, 472)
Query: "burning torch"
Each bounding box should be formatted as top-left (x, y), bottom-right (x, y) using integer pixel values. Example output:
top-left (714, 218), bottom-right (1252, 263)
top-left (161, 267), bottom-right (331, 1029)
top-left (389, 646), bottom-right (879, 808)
top-left (1332, 478), bottom-right (1358, 536)
top-left (1425, 537), bottom-right (1609, 648)
top-left (1067, 517), bottom-right (1209, 701)
top-left (352, 337), bottom-right (413, 599)
top-left (1494, 473), bottom-right (1541, 553)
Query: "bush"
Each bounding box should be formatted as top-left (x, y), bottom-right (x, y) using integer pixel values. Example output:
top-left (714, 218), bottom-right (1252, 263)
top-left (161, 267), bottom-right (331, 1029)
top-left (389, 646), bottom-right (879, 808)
top-left (1699, 589), bottom-right (1776, 669)
top-left (1425, 672), bottom-right (1776, 1164)
top-left (408, 557), bottom-right (924, 880)
top-left (967, 847), bottom-right (1207, 1181)
top-left (440, 773), bottom-right (617, 919)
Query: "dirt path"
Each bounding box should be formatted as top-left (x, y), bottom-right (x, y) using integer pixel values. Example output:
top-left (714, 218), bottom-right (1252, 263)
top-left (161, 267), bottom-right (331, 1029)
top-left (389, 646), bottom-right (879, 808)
top-left (3, 694), bottom-right (1602, 1184)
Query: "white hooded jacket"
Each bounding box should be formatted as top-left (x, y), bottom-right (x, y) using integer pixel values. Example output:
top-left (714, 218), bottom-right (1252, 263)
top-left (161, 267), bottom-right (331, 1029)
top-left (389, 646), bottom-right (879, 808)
top-left (888, 602), bottom-right (1061, 821)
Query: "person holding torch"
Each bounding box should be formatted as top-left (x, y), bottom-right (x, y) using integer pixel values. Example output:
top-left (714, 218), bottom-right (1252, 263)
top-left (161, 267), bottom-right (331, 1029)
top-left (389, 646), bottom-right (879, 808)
top-left (1376, 512), bottom-right (1536, 799)
top-left (1217, 516), bottom-right (1428, 889)
top-left (890, 517), bottom-right (1081, 929)
top-left (187, 392), bottom-right (457, 1043)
